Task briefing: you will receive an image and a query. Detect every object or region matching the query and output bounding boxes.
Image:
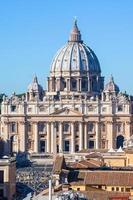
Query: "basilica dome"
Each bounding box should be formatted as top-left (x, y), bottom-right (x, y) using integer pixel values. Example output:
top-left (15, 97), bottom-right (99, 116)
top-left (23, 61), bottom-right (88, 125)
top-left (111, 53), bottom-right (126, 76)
top-left (48, 20), bottom-right (104, 94)
top-left (50, 20), bottom-right (101, 76)
top-left (28, 76), bottom-right (43, 93)
top-left (104, 75), bottom-right (119, 93)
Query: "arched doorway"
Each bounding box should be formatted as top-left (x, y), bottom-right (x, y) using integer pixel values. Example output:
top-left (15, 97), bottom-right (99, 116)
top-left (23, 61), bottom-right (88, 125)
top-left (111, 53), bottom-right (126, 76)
top-left (116, 135), bottom-right (124, 149)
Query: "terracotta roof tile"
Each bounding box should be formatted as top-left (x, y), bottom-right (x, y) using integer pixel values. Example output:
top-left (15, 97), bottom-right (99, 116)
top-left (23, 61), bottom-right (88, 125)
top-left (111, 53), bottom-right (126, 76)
top-left (69, 171), bottom-right (133, 186)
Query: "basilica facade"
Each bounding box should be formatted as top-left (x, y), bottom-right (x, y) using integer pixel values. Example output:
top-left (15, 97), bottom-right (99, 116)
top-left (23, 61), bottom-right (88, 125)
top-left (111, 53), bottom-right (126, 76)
top-left (1, 21), bottom-right (133, 154)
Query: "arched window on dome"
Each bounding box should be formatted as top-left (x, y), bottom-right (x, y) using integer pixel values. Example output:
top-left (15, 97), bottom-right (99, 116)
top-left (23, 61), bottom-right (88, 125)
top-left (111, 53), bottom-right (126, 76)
top-left (82, 78), bottom-right (88, 91)
top-left (91, 76), bottom-right (99, 92)
top-left (71, 79), bottom-right (77, 91)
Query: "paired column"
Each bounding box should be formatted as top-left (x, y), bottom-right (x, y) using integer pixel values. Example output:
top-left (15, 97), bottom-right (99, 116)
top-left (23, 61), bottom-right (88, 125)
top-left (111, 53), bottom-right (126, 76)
top-left (20, 121), bottom-right (26, 152)
top-left (77, 78), bottom-right (81, 92)
top-left (88, 78), bottom-right (90, 92)
top-left (67, 78), bottom-right (70, 91)
top-left (125, 121), bottom-right (131, 140)
top-left (95, 122), bottom-right (100, 149)
top-left (34, 122), bottom-right (39, 153)
top-left (59, 122), bottom-right (63, 152)
top-left (47, 123), bottom-right (51, 153)
top-left (3, 122), bottom-right (9, 154)
top-left (51, 122), bottom-right (56, 154)
top-left (79, 122), bottom-right (83, 150)
top-left (107, 121), bottom-right (113, 149)
top-left (71, 123), bottom-right (75, 153)
top-left (84, 122), bottom-right (88, 149)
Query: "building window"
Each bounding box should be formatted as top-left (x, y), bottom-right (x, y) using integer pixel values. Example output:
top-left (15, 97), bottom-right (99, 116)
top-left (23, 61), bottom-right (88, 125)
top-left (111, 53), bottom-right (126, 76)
top-left (57, 145), bottom-right (59, 153)
top-left (75, 144), bottom-right (79, 152)
top-left (112, 187), bottom-right (115, 191)
top-left (75, 107), bottom-right (79, 111)
top-left (0, 171), bottom-right (4, 183)
top-left (88, 141), bottom-right (94, 149)
top-left (116, 187), bottom-right (119, 191)
top-left (63, 123), bottom-right (69, 132)
top-left (126, 188), bottom-right (130, 192)
top-left (11, 122), bottom-right (16, 133)
top-left (88, 123), bottom-right (94, 132)
top-left (64, 81), bottom-right (66, 89)
top-left (38, 122), bottom-right (45, 132)
top-left (11, 105), bottom-right (16, 112)
top-left (88, 105), bottom-right (94, 112)
top-left (118, 105), bottom-right (123, 112)
top-left (39, 106), bottom-right (46, 112)
top-left (40, 140), bottom-right (46, 152)
top-left (28, 107), bottom-right (32, 112)
top-left (121, 188), bottom-right (124, 192)
top-left (64, 140), bottom-right (70, 152)
top-left (102, 107), bottom-right (107, 112)
top-left (75, 123), bottom-right (79, 132)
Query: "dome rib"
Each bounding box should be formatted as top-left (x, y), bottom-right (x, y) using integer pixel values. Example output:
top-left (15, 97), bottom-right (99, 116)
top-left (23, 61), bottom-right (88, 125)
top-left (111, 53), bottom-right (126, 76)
top-left (69, 43), bottom-right (75, 73)
top-left (61, 44), bottom-right (71, 72)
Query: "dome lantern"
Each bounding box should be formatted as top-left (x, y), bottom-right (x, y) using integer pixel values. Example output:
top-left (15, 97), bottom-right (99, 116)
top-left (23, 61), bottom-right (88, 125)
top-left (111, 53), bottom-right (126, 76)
top-left (69, 19), bottom-right (82, 43)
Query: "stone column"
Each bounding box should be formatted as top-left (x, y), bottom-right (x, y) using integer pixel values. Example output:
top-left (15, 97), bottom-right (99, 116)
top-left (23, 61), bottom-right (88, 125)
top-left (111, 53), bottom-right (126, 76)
top-left (59, 122), bottom-right (63, 153)
top-left (88, 78), bottom-right (90, 92)
top-left (51, 122), bottom-right (56, 154)
top-left (20, 121), bottom-right (26, 152)
top-left (95, 122), bottom-right (100, 149)
top-left (125, 121), bottom-right (131, 140)
top-left (47, 122), bottom-right (51, 153)
top-left (77, 78), bottom-right (82, 92)
top-left (34, 122), bottom-right (38, 153)
top-left (4, 122), bottom-right (9, 154)
top-left (84, 122), bottom-right (88, 149)
top-left (107, 121), bottom-right (113, 149)
top-left (79, 122), bottom-right (83, 150)
top-left (71, 122), bottom-right (75, 153)
top-left (67, 78), bottom-right (70, 91)
top-left (79, 78), bottom-right (82, 91)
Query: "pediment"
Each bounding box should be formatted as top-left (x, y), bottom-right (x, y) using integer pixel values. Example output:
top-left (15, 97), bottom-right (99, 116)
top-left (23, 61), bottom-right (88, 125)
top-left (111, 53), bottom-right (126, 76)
top-left (50, 107), bottom-right (82, 116)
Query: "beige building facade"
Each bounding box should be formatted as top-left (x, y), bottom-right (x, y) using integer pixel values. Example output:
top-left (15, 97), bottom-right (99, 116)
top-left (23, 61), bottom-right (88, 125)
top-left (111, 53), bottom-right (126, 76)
top-left (1, 21), bottom-right (133, 155)
top-left (0, 157), bottom-right (16, 200)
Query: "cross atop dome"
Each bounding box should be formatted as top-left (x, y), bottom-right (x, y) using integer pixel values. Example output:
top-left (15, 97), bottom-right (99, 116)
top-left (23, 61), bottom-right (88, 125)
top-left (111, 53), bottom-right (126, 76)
top-left (69, 18), bottom-right (82, 42)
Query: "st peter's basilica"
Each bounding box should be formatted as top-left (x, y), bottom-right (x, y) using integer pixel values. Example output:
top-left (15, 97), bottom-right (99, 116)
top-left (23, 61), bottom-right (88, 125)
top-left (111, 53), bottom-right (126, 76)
top-left (1, 20), bottom-right (133, 154)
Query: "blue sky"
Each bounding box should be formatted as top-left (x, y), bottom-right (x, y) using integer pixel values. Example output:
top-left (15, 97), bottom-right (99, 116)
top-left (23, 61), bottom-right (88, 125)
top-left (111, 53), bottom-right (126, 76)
top-left (0, 0), bottom-right (133, 95)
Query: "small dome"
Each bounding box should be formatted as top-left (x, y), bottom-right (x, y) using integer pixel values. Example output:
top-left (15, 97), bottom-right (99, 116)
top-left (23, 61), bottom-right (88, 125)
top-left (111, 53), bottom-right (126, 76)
top-left (28, 76), bottom-right (43, 93)
top-left (50, 20), bottom-right (101, 76)
top-left (104, 75), bottom-right (119, 93)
